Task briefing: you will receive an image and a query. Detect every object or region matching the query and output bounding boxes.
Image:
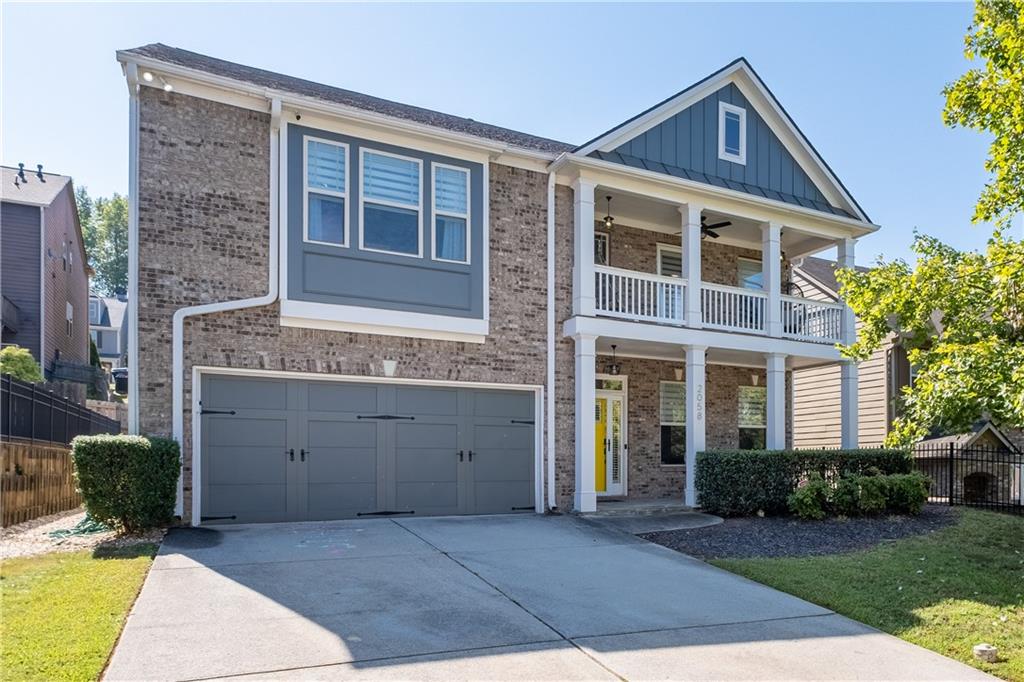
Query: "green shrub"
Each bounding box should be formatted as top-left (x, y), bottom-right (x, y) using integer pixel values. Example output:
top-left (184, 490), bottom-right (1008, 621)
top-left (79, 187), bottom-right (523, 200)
top-left (788, 474), bottom-right (830, 520)
top-left (71, 435), bottom-right (180, 532)
top-left (0, 346), bottom-right (43, 383)
top-left (857, 474), bottom-right (889, 515)
top-left (830, 477), bottom-right (861, 517)
top-left (696, 448), bottom-right (912, 517)
top-left (887, 472), bottom-right (931, 514)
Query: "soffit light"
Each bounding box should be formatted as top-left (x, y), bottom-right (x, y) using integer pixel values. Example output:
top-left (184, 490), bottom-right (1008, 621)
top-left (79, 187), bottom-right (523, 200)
top-left (603, 195), bottom-right (614, 230)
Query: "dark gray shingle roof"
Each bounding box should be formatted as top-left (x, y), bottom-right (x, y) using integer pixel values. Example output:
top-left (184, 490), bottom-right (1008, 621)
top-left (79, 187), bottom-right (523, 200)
top-left (120, 44), bottom-right (574, 154)
top-left (794, 256), bottom-right (870, 295)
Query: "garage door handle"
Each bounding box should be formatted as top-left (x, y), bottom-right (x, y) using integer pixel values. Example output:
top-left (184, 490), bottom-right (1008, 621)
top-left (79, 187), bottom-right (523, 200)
top-left (300, 449), bottom-right (306, 462)
top-left (458, 450), bottom-right (464, 462)
top-left (468, 450), bottom-right (474, 462)
top-left (288, 448), bottom-right (294, 461)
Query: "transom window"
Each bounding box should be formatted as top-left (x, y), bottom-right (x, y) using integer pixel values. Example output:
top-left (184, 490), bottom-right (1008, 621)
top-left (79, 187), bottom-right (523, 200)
top-left (432, 164), bottom-right (470, 263)
top-left (361, 149), bottom-right (422, 257)
top-left (718, 102), bottom-right (747, 165)
top-left (738, 385), bottom-right (767, 449)
top-left (304, 138), bottom-right (348, 246)
top-left (660, 381), bottom-right (686, 465)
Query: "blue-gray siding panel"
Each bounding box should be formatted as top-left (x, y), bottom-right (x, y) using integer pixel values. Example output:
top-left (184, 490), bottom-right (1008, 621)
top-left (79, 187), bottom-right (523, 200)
top-left (287, 124), bottom-right (484, 318)
top-left (599, 83), bottom-right (847, 217)
top-left (0, 202), bottom-right (41, 359)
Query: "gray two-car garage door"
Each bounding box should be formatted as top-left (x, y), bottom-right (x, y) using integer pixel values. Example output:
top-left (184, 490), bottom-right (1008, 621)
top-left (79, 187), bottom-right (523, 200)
top-left (199, 375), bottom-right (536, 524)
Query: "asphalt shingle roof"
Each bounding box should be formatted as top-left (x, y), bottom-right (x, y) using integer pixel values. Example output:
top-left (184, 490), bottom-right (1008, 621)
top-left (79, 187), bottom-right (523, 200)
top-left (1, 165), bottom-right (70, 206)
top-left (120, 44), bottom-right (575, 154)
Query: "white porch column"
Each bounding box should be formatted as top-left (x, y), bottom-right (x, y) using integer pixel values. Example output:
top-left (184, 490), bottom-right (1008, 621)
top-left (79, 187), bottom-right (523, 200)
top-left (766, 353), bottom-right (787, 449)
top-left (684, 345), bottom-right (707, 506)
top-left (680, 204), bottom-right (703, 329)
top-left (573, 332), bottom-right (598, 512)
top-left (572, 178), bottom-right (597, 317)
top-left (838, 238), bottom-right (859, 448)
top-left (762, 221), bottom-right (783, 337)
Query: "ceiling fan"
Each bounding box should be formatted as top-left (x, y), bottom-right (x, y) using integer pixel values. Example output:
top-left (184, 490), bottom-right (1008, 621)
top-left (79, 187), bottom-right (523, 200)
top-left (675, 216), bottom-right (733, 239)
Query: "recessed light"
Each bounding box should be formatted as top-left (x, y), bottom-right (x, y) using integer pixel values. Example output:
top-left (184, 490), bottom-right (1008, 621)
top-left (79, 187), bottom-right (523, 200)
top-left (142, 71), bottom-right (154, 82)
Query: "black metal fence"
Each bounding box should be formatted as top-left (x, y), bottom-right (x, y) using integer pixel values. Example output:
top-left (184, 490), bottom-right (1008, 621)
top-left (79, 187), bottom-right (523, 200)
top-left (912, 443), bottom-right (1023, 514)
top-left (1, 374), bottom-right (120, 445)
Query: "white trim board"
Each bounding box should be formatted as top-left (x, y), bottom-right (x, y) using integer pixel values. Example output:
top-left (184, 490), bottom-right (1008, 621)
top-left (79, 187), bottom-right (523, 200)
top-left (189, 366), bottom-right (545, 526)
top-left (279, 299), bottom-right (488, 343)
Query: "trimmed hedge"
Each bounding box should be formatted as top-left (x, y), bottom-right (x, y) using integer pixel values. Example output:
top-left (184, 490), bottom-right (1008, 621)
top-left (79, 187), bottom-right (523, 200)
top-left (788, 471), bottom-right (931, 520)
top-left (71, 435), bottom-right (181, 532)
top-left (695, 448), bottom-right (913, 517)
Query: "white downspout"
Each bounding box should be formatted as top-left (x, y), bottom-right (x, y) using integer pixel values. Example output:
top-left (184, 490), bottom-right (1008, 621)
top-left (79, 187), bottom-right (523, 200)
top-left (170, 97), bottom-right (282, 518)
top-left (546, 171), bottom-right (557, 511)
top-left (126, 64), bottom-right (141, 433)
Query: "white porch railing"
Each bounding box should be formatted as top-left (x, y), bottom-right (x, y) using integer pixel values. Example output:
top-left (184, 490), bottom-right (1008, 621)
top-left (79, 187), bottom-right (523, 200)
top-left (700, 282), bottom-right (767, 334)
top-left (781, 295), bottom-right (843, 344)
top-left (595, 266), bottom-right (685, 324)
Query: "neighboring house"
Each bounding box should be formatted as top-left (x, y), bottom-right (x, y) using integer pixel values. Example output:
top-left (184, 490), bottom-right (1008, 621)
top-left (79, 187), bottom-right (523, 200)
top-left (1, 164), bottom-right (91, 400)
top-left (119, 45), bottom-right (877, 525)
top-left (89, 292), bottom-right (128, 370)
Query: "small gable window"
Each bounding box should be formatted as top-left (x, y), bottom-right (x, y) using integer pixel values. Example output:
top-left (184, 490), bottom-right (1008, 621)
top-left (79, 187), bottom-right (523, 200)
top-left (718, 102), bottom-right (746, 165)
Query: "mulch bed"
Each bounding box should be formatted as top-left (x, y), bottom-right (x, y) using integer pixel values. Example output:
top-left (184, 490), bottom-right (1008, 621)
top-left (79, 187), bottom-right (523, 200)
top-left (641, 504), bottom-right (959, 560)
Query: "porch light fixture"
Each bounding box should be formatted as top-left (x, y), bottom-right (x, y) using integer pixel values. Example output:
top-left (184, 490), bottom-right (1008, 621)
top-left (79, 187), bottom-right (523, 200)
top-left (159, 76), bottom-right (173, 92)
top-left (603, 195), bottom-right (614, 230)
top-left (751, 373), bottom-right (759, 386)
top-left (607, 344), bottom-right (621, 376)
top-left (674, 367), bottom-right (684, 381)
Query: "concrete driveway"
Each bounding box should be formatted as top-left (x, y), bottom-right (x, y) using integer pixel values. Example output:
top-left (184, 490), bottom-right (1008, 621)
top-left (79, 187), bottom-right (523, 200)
top-left (105, 515), bottom-right (990, 681)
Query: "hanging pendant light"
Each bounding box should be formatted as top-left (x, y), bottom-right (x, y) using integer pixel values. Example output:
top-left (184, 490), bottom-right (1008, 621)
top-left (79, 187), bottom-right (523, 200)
top-left (607, 344), bottom-right (621, 376)
top-left (603, 195), bottom-right (615, 230)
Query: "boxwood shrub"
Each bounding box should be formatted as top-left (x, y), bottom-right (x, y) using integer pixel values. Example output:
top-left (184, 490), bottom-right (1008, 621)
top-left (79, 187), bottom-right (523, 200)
top-left (695, 448), bottom-right (913, 517)
top-left (71, 435), bottom-right (181, 532)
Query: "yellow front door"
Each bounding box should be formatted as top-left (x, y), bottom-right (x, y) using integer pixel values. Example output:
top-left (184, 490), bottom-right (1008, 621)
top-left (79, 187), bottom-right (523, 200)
top-left (595, 398), bottom-right (607, 492)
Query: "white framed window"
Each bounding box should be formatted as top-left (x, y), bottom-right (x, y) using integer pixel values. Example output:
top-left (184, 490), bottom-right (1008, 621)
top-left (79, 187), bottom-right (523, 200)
top-left (89, 298), bottom-right (100, 325)
top-left (718, 101), bottom-right (746, 165)
top-left (657, 244), bottom-right (682, 278)
top-left (66, 302), bottom-right (74, 337)
top-left (594, 232), bottom-right (610, 266)
top-left (360, 148), bottom-right (423, 257)
top-left (738, 385), bottom-right (767, 449)
top-left (303, 136), bottom-right (348, 247)
top-left (432, 163), bottom-right (470, 264)
top-left (660, 380), bottom-right (686, 465)
top-left (737, 257), bottom-right (763, 290)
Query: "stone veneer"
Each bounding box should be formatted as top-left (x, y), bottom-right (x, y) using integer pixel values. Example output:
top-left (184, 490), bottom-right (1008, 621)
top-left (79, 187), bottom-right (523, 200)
top-left (137, 89), bottom-right (551, 521)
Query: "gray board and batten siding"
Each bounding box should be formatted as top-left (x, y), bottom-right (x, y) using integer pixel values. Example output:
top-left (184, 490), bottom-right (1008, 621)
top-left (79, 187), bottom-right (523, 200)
top-left (287, 124), bottom-right (485, 319)
top-left (199, 374), bottom-right (536, 524)
top-left (0, 202), bottom-right (41, 357)
top-left (591, 82), bottom-right (853, 219)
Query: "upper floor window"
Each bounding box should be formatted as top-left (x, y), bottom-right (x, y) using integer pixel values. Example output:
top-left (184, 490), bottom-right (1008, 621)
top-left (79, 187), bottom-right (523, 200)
top-left (718, 102), bottom-right (746, 165)
top-left (432, 164), bottom-right (470, 264)
top-left (66, 302), bottom-right (74, 337)
top-left (657, 244), bottom-right (682, 278)
top-left (360, 149), bottom-right (422, 257)
top-left (89, 299), bottom-right (100, 325)
top-left (737, 257), bottom-right (763, 290)
top-left (594, 232), bottom-right (609, 266)
top-left (305, 138), bottom-right (348, 246)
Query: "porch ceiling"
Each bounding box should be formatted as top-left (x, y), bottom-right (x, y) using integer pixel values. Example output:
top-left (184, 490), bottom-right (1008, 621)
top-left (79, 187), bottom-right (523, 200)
top-left (596, 336), bottom-right (835, 370)
top-left (597, 187), bottom-right (837, 258)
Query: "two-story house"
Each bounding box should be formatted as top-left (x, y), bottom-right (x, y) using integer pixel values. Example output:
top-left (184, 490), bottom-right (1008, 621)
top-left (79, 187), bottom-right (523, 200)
top-left (89, 292), bottom-right (128, 371)
top-left (119, 45), bottom-right (876, 524)
top-left (1, 165), bottom-right (91, 401)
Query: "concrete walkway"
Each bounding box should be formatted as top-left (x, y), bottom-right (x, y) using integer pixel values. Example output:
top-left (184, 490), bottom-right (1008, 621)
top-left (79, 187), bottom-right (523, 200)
top-left (105, 514), bottom-right (991, 681)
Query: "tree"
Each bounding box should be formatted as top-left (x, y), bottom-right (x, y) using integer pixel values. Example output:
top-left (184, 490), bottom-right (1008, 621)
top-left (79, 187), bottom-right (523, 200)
top-left (76, 185), bottom-right (98, 264)
top-left (0, 346), bottom-right (44, 383)
top-left (942, 0), bottom-right (1024, 228)
top-left (91, 194), bottom-right (129, 295)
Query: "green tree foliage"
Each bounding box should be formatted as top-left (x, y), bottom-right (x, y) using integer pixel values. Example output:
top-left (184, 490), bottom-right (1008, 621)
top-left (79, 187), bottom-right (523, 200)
top-left (84, 194), bottom-right (129, 296)
top-left (838, 234), bottom-right (1024, 445)
top-left (942, 0), bottom-right (1024, 227)
top-left (75, 185), bottom-right (98, 261)
top-left (0, 346), bottom-right (44, 383)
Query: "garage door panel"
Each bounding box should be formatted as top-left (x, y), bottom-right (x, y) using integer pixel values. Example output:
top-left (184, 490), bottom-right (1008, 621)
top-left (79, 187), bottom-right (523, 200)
top-left (394, 422), bottom-right (458, 448)
top-left (307, 447), bottom-right (378, 482)
top-left (395, 386), bottom-right (459, 416)
top-left (471, 391), bottom-right (533, 419)
top-left (396, 481), bottom-right (459, 511)
top-left (306, 383), bottom-right (380, 413)
top-left (472, 481), bottom-right (533, 514)
top-left (207, 418), bottom-right (288, 448)
top-left (204, 377), bottom-right (288, 411)
top-left (307, 483), bottom-right (376, 519)
top-left (307, 420), bottom-right (377, 449)
top-left (207, 446), bottom-right (288, 485)
top-left (205, 484), bottom-right (288, 517)
top-left (472, 423), bottom-right (533, 449)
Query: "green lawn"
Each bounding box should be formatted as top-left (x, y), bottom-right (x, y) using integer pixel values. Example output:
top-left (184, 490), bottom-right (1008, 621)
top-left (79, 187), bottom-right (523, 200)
top-left (1, 544), bottom-right (157, 682)
top-left (713, 508), bottom-right (1024, 681)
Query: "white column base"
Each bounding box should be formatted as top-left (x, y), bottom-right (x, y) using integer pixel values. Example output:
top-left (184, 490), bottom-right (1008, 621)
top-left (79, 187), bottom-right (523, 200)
top-left (574, 332), bottom-right (598, 513)
top-left (574, 490), bottom-right (597, 513)
top-left (766, 352), bottom-right (787, 450)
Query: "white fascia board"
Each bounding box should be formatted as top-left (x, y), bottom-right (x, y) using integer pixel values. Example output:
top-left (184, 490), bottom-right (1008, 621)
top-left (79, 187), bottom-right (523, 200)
top-left (563, 315), bottom-right (843, 362)
top-left (280, 299), bottom-right (488, 343)
top-left (553, 153), bottom-right (879, 239)
top-left (116, 52), bottom-right (558, 170)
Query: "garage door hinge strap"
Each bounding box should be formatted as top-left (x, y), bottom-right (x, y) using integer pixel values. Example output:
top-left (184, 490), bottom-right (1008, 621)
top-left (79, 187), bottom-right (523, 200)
top-left (200, 409), bottom-right (237, 415)
top-left (356, 415), bottom-right (415, 420)
top-left (356, 510), bottom-right (415, 516)
top-left (510, 419), bottom-right (534, 425)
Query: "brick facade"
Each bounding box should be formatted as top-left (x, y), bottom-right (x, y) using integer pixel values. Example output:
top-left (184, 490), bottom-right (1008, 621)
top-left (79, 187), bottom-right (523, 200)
top-left (137, 89), bottom-right (549, 522)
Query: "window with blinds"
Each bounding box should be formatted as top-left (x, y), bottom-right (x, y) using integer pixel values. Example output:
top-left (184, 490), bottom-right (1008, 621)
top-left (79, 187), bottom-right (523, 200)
top-left (305, 138), bottom-right (347, 246)
top-left (433, 165), bottom-right (469, 263)
top-left (658, 246), bottom-right (683, 278)
top-left (361, 149), bottom-right (422, 256)
top-left (660, 381), bottom-right (686, 465)
top-left (738, 385), bottom-right (767, 450)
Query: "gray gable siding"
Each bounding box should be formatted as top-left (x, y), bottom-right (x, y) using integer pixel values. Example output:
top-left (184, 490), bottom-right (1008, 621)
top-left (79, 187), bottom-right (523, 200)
top-left (287, 124), bottom-right (484, 319)
top-left (597, 83), bottom-right (848, 217)
top-left (0, 202), bottom-right (42, 359)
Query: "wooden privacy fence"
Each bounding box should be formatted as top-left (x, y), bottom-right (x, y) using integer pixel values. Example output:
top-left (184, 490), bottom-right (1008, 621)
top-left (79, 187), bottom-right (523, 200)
top-left (1, 441), bottom-right (82, 527)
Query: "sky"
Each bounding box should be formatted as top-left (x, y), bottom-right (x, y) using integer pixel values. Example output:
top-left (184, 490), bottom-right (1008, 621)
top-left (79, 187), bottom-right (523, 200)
top-left (2, 1), bottom-right (1020, 266)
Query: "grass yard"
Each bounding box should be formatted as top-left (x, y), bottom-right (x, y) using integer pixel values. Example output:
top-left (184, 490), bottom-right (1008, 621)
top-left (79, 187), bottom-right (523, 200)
top-left (0, 543), bottom-right (158, 682)
top-left (713, 508), bottom-right (1024, 681)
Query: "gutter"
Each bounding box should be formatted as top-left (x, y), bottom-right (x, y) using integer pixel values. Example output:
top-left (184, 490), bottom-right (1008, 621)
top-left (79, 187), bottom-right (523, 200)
top-left (546, 171), bottom-right (557, 512)
top-left (169, 98), bottom-right (282, 517)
